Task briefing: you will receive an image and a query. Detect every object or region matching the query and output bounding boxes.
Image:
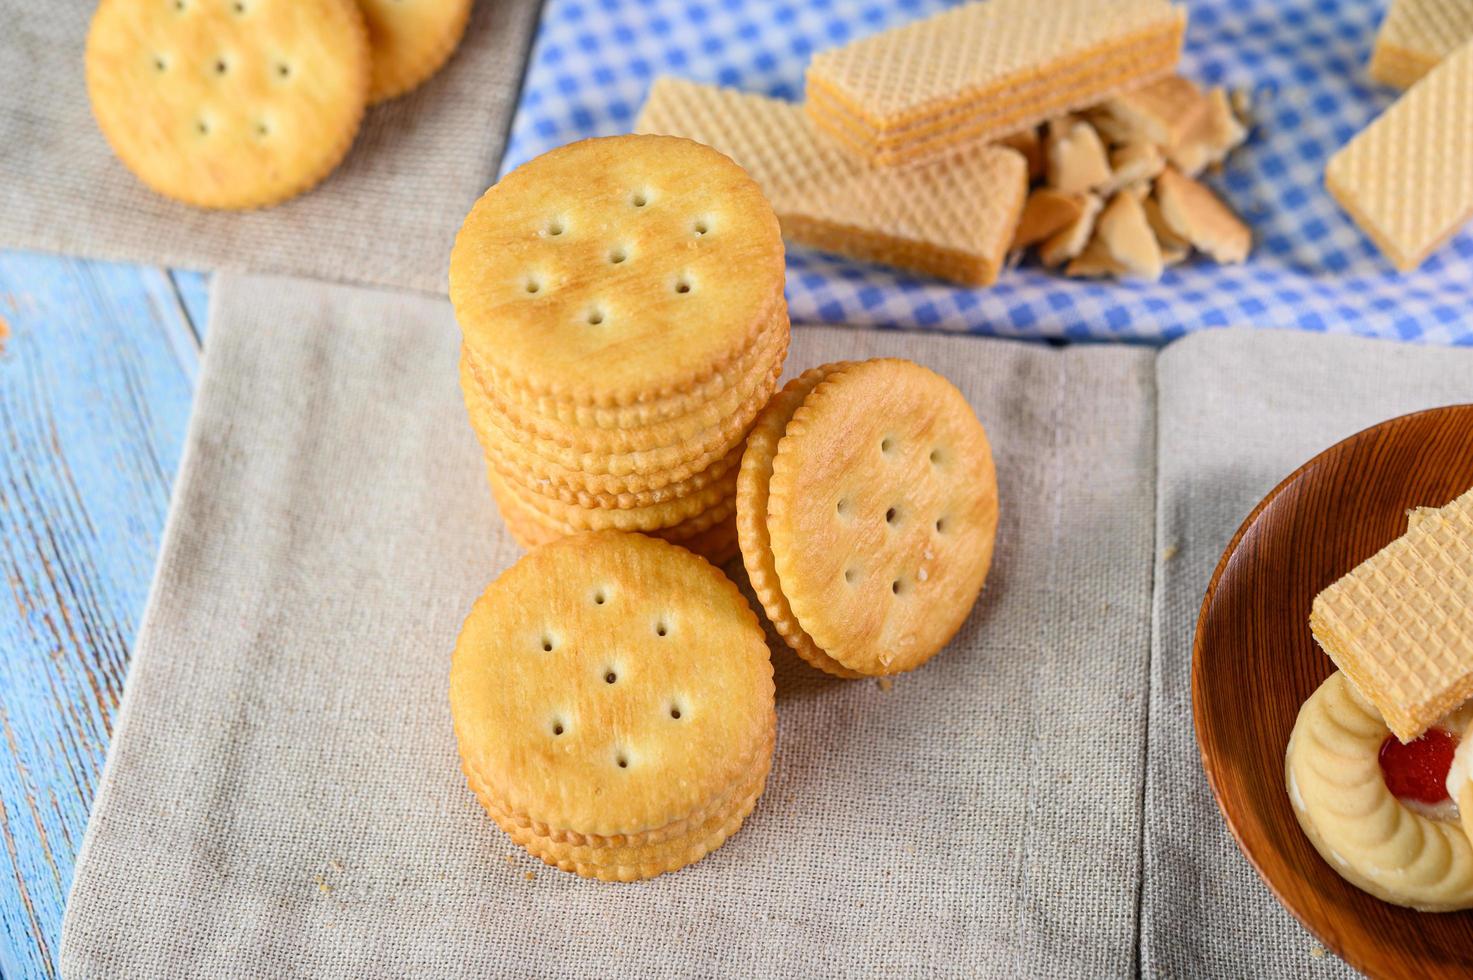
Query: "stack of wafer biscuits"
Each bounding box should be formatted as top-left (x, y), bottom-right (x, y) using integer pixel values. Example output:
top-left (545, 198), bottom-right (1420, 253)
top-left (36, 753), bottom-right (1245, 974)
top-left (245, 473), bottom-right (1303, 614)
top-left (1327, 37), bottom-right (1473, 271)
top-left (449, 135), bottom-right (789, 564)
top-left (737, 359), bottom-right (998, 678)
top-left (1311, 487), bottom-right (1473, 742)
top-left (451, 532), bottom-right (776, 880)
top-left (636, 78), bottom-right (1028, 286)
top-left (804, 0), bottom-right (1187, 168)
top-left (1370, 0), bottom-right (1473, 89)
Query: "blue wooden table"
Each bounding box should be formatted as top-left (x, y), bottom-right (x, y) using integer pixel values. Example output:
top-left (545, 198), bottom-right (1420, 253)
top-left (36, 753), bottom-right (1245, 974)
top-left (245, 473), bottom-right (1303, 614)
top-left (0, 252), bottom-right (208, 979)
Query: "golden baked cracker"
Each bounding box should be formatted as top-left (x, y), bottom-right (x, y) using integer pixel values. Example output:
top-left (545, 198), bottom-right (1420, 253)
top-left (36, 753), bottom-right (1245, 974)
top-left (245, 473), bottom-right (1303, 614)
top-left (451, 532), bottom-right (775, 839)
top-left (492, 455), bottom-right (738, 535)
top-left (491, 439), bottom-right (745, 511)
top-left (487, 464), bottom-right (741, 565)
top-left (1038, 192), bottom-right (1103, 267)
top-left (635, 78), bottom-right (1027, 286)
top-left (1087, 75), bottom-right (1209, 150)
top-left (1169, 88), bottom-right (1248, 176)
top-left (1044, 118), bottom-right (1111, 194)
top-left (765, 360), bottom-right (998, 676)
top-left (85, 0), bottom-right (369, 209)
top-left (1101, 143), bottom-right (1166, 196)
top-left (1370, 0), bottom-right (1473, 89)
top-left (1325, 38), bottom-right (1473, 271)
top-left (358, 0), bottom-right (471, 103)
top-left (1310, 487), bottom-right (1473, 742)
top-left (803, 0), bottom-right (1186, 166)
top-left (1064, 237), bottom-right (1128, 278)
top-left (469, 318), bottom-right (788, 454)
top-left (483, 306), bottom-right (790, 432)
top-left (1095, 192), bottom-right (1164, 281)
top-left (450, 135), bottom-right (786, 407)
top-left (469, 731), bottom-right (771, 880)
top-left (736, 365), bottom-right (862, 680)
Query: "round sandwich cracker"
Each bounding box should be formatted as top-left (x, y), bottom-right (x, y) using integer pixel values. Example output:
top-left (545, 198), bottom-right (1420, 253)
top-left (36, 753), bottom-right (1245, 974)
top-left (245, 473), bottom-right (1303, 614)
top-left (449, 135), bottom-right (786, 408)
top-left (766, 359), bottom-right (998, 676)
top-left (737, 364), bottom-right (862, 679)
top-left (86, 0), bottom-right (369, 209)
top-left (450, 532), bottom-right (774, 849)
top-left (358, 0), bottom-right (472, 104)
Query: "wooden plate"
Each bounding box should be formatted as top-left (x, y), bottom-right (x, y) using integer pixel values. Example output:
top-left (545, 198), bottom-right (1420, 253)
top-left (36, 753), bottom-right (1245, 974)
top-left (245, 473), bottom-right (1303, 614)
top-left (1194, 404), bottom-right (1473, 980)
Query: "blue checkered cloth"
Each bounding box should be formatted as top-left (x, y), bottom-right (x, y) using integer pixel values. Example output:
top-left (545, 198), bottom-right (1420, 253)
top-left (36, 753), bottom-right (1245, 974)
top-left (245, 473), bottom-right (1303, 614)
top-left (502, 0), bottom-right (1473, 345)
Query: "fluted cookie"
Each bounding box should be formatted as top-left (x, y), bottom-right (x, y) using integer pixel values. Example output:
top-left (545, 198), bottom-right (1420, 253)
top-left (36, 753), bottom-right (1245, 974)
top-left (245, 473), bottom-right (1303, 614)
top-left (1287, 671), bottom-right (1473, 911)
top-left (450, 532), bottom-right (773, 878)
top-left (765, 359), bottom-right (998, 676)
top-left (86, 0), bottom-right (369, 209)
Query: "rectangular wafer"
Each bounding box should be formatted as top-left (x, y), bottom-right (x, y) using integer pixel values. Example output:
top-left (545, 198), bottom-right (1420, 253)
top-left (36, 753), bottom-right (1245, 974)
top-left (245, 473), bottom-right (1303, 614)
top-left (1325, 38), bottom-right (1473, 271)
top-left (1311, 487), bottom-right (1473, 741)
top-left (1369, 0), bottom-right (1473, 89)
top-left (804, 0), bottom-right (1186, 167)
top-left (635, 77), bottom-right (1028, 286)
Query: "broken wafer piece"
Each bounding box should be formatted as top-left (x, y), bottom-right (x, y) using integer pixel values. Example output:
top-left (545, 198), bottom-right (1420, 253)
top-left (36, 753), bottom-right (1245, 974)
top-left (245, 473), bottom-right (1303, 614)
top-left (636, 77), bottom-right (1028, 286)
top-left (1310, 487), bottom-right (1473, 743)
top-left (1039, 193), bottom-right (1103, 266)
top-left (1170, 88), bottom-right (1249, 176)
top-left (1088, 75), bottom-right (1209, 150)
top-left (999, 127), bottom-right (1046, 181)
top-left (1154, 166), bottom-right (1250, 263)
top-left (1095, 192), bottom-right (1164, 281)
top-left (1045, 118), bottom-right (1112, 193)
top-left (1064, 237), bottom-right (1126, 278)
top-left (1012, 188), bottom-right (1088, 249)
top-left (1326, 38), bottom-right (1473, 271)
top-left (1370, 0), bottom-right (1473, 89)
top-left (1100, 143), bottom-right (1166, 196)
top-left (804, 0), bottom-right (1187, 167)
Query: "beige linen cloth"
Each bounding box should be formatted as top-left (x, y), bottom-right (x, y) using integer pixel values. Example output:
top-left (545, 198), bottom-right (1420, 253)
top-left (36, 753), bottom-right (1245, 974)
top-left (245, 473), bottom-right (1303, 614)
top-left (61, 273), bottom-right (1159, 977)
top-left (57, 272), bottom-right (1473, 977)
top-left (0, 0), bottom-right (541, 294)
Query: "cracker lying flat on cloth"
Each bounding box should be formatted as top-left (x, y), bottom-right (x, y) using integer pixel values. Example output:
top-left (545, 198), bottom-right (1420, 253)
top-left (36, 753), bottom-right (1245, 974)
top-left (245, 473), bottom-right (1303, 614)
top-left (636, 77), bottom-right (1028, 286)
top-left (85, 0), bottom-right (370, 209)
top-left (358, 0), bottom-right (472, 103)
top-left (803, 0), bottom-right (1186, 167)
top-left (1326, 38), bottom-right (1473, 271)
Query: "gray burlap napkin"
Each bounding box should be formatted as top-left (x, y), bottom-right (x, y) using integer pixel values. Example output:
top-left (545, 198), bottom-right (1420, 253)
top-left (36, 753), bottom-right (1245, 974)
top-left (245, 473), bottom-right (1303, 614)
top-left (60, 271), bottom-right (1159, 978)
top-left (0, 0), bottom-right (541, 294)
top-left (1144, 329), bottom-right (1473, 978)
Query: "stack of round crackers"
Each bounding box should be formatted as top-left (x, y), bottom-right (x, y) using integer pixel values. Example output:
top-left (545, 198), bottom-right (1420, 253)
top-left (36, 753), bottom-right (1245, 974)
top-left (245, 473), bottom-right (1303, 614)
top-left (450, 135), bottom-right (790, 564)
top-left (737, 358), bottom-right (1000, 678)
top-left (451, 532), bottom-right (776, 881)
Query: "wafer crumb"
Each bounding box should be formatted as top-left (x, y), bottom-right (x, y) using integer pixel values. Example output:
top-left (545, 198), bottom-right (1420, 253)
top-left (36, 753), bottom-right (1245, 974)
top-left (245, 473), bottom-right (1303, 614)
top-left (504, 854), bottom-right (518, 866)
top-left (877, 678), bottom-right (894, 692)
top-left (1309, 944), bottom-right (1326, 959)
top-left (524, 871), bottom-right (536, 882)
top-left (313, 874), bottom-right (333, 895)
top-left (1162, 544), bottom-right (1180, 561)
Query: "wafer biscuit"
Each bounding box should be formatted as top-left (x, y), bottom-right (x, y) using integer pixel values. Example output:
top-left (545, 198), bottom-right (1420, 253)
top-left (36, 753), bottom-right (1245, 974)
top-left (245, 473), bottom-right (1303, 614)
top-left (1310, 488), bottom-right (1473, 742)
top-left (737, 364), bottom-right (862, 680)
top-left (450, 135), bottom-right (786, 407)
top-left (451, 533), bottom-right (774, 850)
top-left (636, 78), bottom-right (1027, 286)
top-left (1370, 0), bottom-right (1473, 89)
top-left (1326, 39), bottom-right (1473, 271)
top-left (358, 0), bottom-right (471, 103)
top-left (85, 0), bottom-right (369, 209)
top-left (803, 0), bottom-right (1186, 167)
top-left (766, 359), bottom-right (998, 676)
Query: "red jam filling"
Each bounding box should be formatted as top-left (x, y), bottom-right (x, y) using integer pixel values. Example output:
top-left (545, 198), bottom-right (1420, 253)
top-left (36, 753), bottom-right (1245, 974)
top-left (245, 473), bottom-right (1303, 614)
top-left (1379, 727), bottom-right (1457, 805)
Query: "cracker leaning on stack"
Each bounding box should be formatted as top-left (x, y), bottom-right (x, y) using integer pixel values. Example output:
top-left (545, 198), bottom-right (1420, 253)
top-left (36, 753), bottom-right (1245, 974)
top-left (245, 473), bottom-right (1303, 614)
top-left (1288, 487), bottom-right (1473, 910)
top-left (449, 135), bottom-right (790, 565)
top-left (450, 532), bottom-right (776, 881)
top-left (738, 359), bottom-right (999, 678)
top-left (84, 0), bottom-right (472, 209)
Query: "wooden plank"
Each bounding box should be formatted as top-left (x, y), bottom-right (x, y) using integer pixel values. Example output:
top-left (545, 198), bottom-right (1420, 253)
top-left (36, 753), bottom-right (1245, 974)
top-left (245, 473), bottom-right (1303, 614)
top-left (0, 251), bottom-right (198, 978)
